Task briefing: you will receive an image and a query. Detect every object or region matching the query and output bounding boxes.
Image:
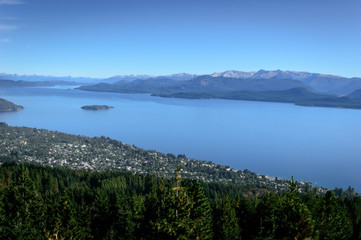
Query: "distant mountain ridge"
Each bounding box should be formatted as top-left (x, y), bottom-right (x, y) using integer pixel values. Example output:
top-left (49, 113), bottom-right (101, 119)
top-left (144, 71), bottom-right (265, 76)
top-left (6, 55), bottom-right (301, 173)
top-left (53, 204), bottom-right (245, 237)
top-left (211, 69), bottom-right (320, 80)
top-left (102, 73), bottom-right (198, 83)
top-left (2, 69), bottom-right (361, 94)
top-left (0, 79), bottom-right (80, 88)
top-left (103, 70), bottom-right (361, 95)
top-left (0, 73), bottom-right (100, 83)
top-left (102, 74), bottom-right (157, 83)
top-left (78, 72), bottom-right (361, 110)
top-left (79, 75), bottom-right (310, 94)
top-left (210, 70), bottom-right (361, 94)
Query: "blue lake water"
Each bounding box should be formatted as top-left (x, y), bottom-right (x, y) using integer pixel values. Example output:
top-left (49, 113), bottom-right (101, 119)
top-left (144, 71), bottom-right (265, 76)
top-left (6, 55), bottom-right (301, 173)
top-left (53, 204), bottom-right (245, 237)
top-left (1, 86), bottom-right (361, 192)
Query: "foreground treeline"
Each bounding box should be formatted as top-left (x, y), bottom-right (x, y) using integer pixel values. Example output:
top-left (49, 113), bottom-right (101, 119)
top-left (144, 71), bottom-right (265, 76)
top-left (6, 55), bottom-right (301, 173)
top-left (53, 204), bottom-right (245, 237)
top-left (0, 162), bottom-right (360, 240)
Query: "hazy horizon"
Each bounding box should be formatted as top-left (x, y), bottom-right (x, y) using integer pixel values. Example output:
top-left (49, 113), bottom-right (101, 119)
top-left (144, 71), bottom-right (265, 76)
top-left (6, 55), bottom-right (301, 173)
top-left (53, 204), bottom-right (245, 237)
top-left (0, 0), bottom-right (360, 78)
top-left (1, 68), bottom-right (360, 80)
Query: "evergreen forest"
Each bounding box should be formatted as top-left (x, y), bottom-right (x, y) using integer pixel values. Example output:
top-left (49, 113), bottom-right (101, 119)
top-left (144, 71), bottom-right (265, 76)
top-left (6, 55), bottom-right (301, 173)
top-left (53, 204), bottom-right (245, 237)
top-left (0, 161), bottom-right (360, 240)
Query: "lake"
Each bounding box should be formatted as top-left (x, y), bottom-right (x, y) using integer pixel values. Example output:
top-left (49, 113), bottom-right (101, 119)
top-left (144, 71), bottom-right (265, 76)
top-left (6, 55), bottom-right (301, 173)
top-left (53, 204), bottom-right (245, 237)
top-left (1, 86), bottom-right (361, 192)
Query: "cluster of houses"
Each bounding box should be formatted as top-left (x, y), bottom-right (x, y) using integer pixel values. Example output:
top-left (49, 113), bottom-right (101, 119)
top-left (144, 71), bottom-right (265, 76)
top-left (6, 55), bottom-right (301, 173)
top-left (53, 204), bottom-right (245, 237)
top-left (0, 124), bottom-right (327, 194)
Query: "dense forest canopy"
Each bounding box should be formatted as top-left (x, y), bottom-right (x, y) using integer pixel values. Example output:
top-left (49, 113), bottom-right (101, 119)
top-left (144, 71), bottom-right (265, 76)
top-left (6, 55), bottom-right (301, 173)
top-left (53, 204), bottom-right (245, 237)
top-left (0, 162), bottom-right (360, 239)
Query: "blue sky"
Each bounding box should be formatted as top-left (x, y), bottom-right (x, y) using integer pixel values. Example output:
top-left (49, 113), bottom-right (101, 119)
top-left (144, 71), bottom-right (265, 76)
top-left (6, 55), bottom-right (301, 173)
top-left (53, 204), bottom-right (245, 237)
top-left (0, 0), bottom-right (360, 78)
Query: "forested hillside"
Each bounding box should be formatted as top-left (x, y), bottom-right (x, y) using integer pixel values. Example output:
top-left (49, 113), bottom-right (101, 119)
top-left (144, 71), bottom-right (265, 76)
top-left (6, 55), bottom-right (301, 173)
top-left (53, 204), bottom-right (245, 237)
top-left (0, 162), bottom-right (360, 239)
top-left (154, 87), bottom-right (361, 110)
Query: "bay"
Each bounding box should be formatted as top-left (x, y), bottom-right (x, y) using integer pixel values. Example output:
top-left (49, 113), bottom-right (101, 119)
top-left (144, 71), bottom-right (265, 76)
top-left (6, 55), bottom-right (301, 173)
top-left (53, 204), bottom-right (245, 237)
top-left (1, 86), bottom-right (361, 192)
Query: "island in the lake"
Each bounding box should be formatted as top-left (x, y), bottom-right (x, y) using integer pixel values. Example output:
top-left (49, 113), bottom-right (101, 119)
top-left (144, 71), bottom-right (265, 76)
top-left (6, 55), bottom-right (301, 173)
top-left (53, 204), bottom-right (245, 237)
top-left (81, 105), bottom-right (114, 110)
top-left (0, 98), bottom-right (24, 112)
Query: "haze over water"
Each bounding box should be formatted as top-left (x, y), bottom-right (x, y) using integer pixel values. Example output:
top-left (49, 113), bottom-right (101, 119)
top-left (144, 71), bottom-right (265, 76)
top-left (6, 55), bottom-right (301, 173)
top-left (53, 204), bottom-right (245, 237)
top-left (1, 87), bottom-right (361, 192)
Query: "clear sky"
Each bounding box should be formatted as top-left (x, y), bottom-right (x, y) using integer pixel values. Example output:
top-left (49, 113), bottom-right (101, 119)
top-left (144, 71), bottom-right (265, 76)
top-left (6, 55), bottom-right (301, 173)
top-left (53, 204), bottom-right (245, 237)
top-left (0, 0), bottom-right (360, 78)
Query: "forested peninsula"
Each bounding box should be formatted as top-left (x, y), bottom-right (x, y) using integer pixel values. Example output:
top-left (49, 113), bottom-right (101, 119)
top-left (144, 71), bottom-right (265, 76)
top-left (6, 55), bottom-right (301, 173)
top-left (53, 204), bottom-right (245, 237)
top-left (0, 98), bottom-right (23, 112)
top-left (153, 88), bottom-right (361, 109)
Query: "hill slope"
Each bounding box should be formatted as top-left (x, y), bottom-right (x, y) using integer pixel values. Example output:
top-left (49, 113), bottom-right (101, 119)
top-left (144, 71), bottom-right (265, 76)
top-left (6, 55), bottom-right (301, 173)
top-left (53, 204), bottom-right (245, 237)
top-left (348, 89), bottom-right (361, 99)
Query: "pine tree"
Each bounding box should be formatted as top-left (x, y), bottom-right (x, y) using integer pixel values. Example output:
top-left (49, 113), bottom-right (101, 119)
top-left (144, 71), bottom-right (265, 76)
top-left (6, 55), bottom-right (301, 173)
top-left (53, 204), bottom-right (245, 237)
top-left (314, 191), bottom-right (353, 240)
top-left (91, 190), bottom-right (113, 239)
top-left (213, 196), bottom-right (241, 240)
top-left (144, 177), bottom-right (170, 239)
top-left (346, 197), bottom-right (361, 240)
top-left (45, 194), bottom-right (80, 239)
top-left (113, 194), bottom-right (144, 240)
top-left (187, 181), bottom-right (213, 240)
top-left (256, 193), bottom-right (278, 239)
top-left (145, 166), bottom-right (213, 239)
top-left (154, 166), bottom-right (194, 239)
top-left (275, 177), bottom-right (315, 240)
top-left (0, 164), bottom-right (45, 239)
top-left (236, 197), bottom-right (258, 240)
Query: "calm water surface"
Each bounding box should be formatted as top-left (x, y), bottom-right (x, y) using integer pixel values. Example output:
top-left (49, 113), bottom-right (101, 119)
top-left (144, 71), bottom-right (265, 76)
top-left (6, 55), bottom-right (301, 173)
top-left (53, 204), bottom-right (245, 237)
top-left (1, 87), bottom-right (361, 192)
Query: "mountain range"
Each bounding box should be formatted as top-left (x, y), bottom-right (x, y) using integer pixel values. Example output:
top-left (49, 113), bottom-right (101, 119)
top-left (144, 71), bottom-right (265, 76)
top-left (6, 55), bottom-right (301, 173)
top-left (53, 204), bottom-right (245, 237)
top-left (2, 70), bottom-right (361, 95)
top-left (0, 79), bottom-right (80, 88)
top-left (80, 75), bottom-right (310, 93)
top-left (1, 70), bottom-right (361, 112)
top-left (102, 73), bottom-right (199, 83)
top-left (100, 70), bottom-right (361, 95)
top-left (0, 73), bottom-right (100, 83)
top-left (77, 70), bottom-right (361, 110)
